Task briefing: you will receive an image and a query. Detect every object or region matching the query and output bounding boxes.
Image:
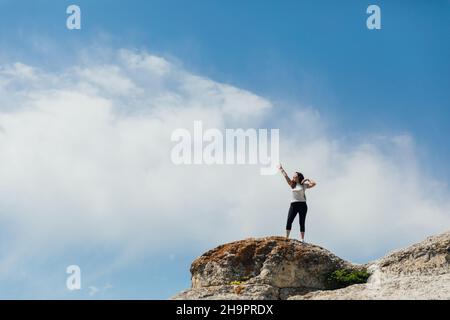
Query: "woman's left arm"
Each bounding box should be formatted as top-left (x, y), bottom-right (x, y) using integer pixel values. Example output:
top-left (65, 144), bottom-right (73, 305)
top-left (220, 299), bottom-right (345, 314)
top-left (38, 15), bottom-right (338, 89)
top-left (304, 179), bottom-right (317, 189)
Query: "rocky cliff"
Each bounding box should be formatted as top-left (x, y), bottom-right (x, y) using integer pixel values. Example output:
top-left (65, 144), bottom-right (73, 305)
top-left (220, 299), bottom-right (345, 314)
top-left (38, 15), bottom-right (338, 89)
top-left (172, 231), bottom-right (450, 300)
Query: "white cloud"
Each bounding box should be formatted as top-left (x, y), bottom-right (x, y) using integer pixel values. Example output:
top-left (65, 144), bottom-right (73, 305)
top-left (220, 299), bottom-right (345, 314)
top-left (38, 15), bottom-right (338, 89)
top-left (88, 286), bottom-right (100, 297)
top-left (0, 48), bottom-right (448, 288)
top-left (88, 283), bottom-right (112, 297)
top-left (75, 65), bottom-right (139, 96)
top-left (119, 49), bottom-right (172, 76)
top-left (1, 62), bottom-right (37, 80)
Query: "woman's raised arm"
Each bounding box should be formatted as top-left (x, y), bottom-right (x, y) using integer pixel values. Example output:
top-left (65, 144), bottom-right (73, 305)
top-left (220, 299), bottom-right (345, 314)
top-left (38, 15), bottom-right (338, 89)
top-left (277, 164), bottom-right (293, 187)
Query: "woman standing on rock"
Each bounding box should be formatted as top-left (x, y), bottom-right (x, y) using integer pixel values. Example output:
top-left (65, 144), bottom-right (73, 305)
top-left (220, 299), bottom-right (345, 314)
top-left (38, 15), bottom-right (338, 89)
top-left (277, 164), bottom-right (316, 242)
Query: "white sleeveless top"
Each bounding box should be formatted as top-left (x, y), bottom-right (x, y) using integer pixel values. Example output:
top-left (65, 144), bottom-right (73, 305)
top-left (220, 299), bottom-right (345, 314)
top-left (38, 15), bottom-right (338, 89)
top-left (291, 182), bottom-right (307, 202)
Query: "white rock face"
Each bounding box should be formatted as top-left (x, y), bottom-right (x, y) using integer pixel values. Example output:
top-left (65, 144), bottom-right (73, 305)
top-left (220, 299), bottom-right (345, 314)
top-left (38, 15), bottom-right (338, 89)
top-left (172, 231), bottom-right (450, 300)
top-left (289, 231), bottom-right (450, 300)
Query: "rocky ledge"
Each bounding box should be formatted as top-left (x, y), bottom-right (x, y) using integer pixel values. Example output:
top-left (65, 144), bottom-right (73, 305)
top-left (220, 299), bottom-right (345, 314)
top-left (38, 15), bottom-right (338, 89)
top-left (172, 231), bottom-right (450, 300)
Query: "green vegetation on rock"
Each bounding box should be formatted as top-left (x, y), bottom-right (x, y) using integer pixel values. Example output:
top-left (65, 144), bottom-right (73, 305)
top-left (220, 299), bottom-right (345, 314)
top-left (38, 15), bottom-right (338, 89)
top-left (326, 269), bottom-right (370, 289)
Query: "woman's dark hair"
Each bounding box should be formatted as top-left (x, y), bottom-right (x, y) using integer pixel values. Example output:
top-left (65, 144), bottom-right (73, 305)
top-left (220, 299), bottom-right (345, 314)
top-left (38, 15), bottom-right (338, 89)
top-left (291, 172), bottom-right (305, 188)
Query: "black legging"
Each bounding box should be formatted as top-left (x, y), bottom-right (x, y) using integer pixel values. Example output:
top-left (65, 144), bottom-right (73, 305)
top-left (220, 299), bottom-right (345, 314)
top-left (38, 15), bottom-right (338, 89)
top-left (286, 201), bottom-right (308, 232)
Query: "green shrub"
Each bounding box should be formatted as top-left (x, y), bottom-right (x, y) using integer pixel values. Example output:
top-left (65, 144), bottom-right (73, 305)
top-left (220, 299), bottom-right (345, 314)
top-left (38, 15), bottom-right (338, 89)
top-left (326, 269), bottom-right (370, 290)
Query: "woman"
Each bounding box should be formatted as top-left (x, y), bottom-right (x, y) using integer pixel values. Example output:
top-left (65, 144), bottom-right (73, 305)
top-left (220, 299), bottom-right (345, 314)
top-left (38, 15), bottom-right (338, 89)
top-left (277, 164), bottom-right (316, 242)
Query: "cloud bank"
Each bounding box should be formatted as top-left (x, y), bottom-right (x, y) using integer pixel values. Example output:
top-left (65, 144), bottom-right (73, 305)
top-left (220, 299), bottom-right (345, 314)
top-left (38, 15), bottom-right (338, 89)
top-left (0, 49), bottom-right (449, 291)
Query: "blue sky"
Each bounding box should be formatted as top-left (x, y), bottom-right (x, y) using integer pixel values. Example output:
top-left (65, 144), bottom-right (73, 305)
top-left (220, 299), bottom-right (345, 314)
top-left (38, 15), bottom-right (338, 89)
top-left (1, 0), bottom-right (449, 177)
top-left (0, 0), bottom-right (449, 299)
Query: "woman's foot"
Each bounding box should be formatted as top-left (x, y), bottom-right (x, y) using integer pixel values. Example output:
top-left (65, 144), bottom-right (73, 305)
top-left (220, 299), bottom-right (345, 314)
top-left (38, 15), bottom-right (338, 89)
top-left (285, 230), bottom-right (291, 239)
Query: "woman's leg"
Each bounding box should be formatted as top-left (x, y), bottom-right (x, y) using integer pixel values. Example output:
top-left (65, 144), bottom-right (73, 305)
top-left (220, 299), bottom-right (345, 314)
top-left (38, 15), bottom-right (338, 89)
top-left (285, 203), bottom-right (297, 238)
top-left (299, 202), bottom-right (308, 241)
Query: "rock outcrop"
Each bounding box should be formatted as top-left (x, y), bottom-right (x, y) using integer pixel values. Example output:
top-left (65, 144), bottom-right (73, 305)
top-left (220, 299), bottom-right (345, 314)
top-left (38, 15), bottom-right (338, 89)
top-left (172, 231), bottom-right (450, 300)
top-left (172, 236), bottom-right (363, 300)
top-left (290, 231), bottom-right (450, 300)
